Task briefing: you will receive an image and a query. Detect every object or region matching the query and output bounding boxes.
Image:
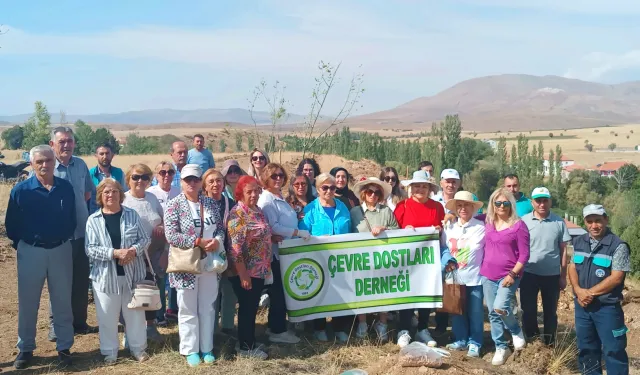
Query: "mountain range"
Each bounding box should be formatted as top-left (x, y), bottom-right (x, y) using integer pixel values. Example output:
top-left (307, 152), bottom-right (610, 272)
top-left (351, 74), bottom-right (640, 131)
top-left (0, 108), bottom-right (306, 126)
top-left (3, 74), bottom-right (640, 131)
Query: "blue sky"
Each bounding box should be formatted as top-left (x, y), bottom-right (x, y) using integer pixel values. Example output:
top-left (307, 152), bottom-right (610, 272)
top-left (1, 0), bottom-right (638, 116)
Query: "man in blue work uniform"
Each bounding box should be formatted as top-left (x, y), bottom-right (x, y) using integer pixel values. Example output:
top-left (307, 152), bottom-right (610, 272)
top-left (569, 204), bottom-right (630, 375)
top-left (6, 145), bottom-right (76, 369)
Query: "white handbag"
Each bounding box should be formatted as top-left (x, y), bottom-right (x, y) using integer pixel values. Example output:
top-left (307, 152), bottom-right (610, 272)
top-left (127, 247), bottom-right (162, 311)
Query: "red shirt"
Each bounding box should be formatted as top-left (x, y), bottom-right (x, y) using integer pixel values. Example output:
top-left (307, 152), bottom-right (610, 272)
top-left (394, 198), bottom-right (445, 229)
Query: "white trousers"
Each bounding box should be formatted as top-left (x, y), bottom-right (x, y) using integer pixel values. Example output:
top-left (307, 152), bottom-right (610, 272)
top-left (93, 276), bottom-right (147, 357)
top-left (177, 272), bottom-right (219, 355)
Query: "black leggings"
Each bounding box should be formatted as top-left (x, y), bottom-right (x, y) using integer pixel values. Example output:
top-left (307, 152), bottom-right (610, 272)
top-left (398, 309), bottom-right (448, 332)
top-left (230, 276), bottom-right (265, 350)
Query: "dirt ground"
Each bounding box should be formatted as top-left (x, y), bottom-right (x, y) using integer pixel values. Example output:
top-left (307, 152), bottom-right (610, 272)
top-left (0, 234), bottom-right (639, 374)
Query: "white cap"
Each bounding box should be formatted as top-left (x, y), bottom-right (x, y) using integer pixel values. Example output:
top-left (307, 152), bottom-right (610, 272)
top-left (583, 204), bottom-right (606, 218)
top-left (180, 164), bottom-right (203, 179)
top-left (531, 187), bottom-right (551, 199)
top-left (401, 170), bottom-right (438, 187)
top-left (440, 168), bottom-right (460, 180)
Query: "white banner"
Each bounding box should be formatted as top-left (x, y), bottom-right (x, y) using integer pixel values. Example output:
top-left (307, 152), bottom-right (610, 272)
top-left (279, 228), bottom-right (443, 322)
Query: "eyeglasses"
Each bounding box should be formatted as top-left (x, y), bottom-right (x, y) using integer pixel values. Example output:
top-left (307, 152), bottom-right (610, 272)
top-left (293, 182), bottom-right (307, 188)
top-left (227, 167), bottom-right (241, 174)
top-left (252, 156), bottom-right (266, 162)
top-left (131, 174), bottom-right (151, 182)
top-left (364, 188), bottom-right (382, 197)
top-left (158, 170), bottom-right (176, 177)
top-left (494, 201), bottom-right (512, 208)
top-left (184, 176), bottom-right (202, 183)
top-left (320, 185), bottom-right (337, 192)
top-left (384, 176), bottom-right (397, 183)
top-left (102, 189), bottom-right (119, 196)
top-left (270, 173), bottom-right (285, 180)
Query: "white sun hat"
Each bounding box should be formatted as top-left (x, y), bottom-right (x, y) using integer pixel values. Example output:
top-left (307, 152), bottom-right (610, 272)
top-left (445, 190), bottom-right (484, 213)
top-left (353, 177), bottom-right (393, 200)
top-left (401, 170), bottom-right (438, 188)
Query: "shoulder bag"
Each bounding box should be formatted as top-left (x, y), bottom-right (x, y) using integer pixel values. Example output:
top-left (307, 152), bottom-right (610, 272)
top-left (128, 239), bottom-right (162, 311)
top-left (166, 201), bottom-right (204, 274)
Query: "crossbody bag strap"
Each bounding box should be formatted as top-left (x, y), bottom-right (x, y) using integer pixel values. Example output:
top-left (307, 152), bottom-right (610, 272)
top-left (198, 201), bottom-right (205, 238)
top-left (223, 197), bottom-right (230, 225)
top-left (360, 206), bottom-right (373, 231)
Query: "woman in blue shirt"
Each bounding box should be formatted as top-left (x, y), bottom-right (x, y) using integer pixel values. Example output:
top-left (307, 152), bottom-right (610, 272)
top-left (301, 173), bottom-right (351, 343)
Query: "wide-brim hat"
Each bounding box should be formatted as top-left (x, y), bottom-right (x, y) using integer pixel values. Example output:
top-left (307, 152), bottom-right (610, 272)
top-left (445, 190), bottom-right (484, 213)
top-left (353, 177), bottom-right (392, 200)
top-left (401, 170), bottom-right (438, 188)
top-left (221, 159), bottom-right (246, 177)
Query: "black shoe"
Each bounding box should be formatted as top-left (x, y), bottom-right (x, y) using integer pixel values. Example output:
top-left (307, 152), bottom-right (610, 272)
top-left (14, 351), bottom-right (33, 369)
top-left (74, 325), bottom-right (98, 335)
top-left (58, 350), bottom-right (72, 367)
top-left (48, 326), bottom-right (57, 342)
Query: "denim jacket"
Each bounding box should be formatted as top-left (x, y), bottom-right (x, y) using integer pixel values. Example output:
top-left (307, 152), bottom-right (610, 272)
top-left (300, 198), bottom-right (351, 236)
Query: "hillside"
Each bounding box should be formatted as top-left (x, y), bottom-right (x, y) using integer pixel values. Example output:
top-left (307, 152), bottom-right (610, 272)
top-left (351, 74), bottom-right (640, 131)
top-left (0, 108), bottom-right (306, 126)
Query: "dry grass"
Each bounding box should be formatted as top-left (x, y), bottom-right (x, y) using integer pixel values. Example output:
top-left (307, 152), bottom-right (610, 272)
top-left (547, 326), bottom-right (579, 374)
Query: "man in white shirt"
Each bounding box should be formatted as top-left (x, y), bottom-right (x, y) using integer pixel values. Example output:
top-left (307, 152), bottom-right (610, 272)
top-left (433, 169), bottom-right (461, 214)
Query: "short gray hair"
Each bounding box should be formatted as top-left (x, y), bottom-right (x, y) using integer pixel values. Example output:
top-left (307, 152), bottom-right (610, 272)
top-left (315, 173), bottom-right (336, 191)
top-left (30, 145), bottom-right (54, 161)
top-left (50, 126), bottom-right (74, 141)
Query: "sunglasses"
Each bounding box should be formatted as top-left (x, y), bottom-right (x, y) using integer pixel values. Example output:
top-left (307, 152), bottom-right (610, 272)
top-left (384, 176), bottom-right (397, 183)
top-left (293, 182), bottom-right (307, 188)
top-left (365, 188), bottom-right (382, 197)
top-left (131, 174), bottom-right (151, 182)
top-left (321, 185), bottom-right (337, 192)
top-left (270, 173), bottom-right (285, 180)
top-left (158, 170), bottom-right (176, 177)
top-left (227, 167), bottom-right (241, 174)
top-left (252, 156), bottom-right (266, 162)
top-left (183, 176), bottom-right (202, 183)
top-left (494, 201), bottom-right (512, 208)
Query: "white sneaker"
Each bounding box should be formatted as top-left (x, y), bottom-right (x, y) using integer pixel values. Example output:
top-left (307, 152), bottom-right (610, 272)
top-left (492, 348), bottom-right (511, 365)
top-left (355, 322), bottom-right (368, 339)
top-left (374, 322), bottom-right (388, 342)
top-left (238, 348), bottom-right (268, 360)
top-left (512, 330), bottom-right (527, 350)
top-left (416, 329), bottom-right (437, 347)
top-left (132, 351), bottom-right (149, 362)
top-left (397, 330), bottom-right (411, 348)
top-left (259, 294), bottom-right (270, 308)
top-left (269, 330), bottom-right (301, 344)
top-left (335, 331), bottom-right (349, 343)
top-left (314, 330), bottom-right (329, 342)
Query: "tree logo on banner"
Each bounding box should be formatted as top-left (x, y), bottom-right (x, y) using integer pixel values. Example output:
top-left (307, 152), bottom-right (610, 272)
top-left (284, 258), bottom-right (325, 301)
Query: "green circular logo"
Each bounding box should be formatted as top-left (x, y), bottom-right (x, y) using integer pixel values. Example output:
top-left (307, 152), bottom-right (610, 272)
top-left (284, 258), bottom-right (325, 301)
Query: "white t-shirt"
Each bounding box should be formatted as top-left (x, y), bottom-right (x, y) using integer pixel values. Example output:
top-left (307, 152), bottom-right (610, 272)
top-left (257, 190), bottom-right (298, 259)
top-left (188, 200), bottom-right (216, 239)
top-left (441, 217), bottom-right (486, 286)
top-left (123, 192), bottom-right (164, 237)
top-left (147, 185), bottom-right (180, 211)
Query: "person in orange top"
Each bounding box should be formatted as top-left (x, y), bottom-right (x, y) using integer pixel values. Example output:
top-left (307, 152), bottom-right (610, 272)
top-left (393, 170), bottom-right (456, 348)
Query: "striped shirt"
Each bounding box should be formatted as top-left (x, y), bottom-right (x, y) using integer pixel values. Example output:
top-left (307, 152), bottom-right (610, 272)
top-left (85, 206), bottom-right (150, 294)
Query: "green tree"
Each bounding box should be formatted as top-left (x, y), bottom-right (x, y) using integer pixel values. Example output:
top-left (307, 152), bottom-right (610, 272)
top-left (548, 149), bottom-right (555, 184)
top-left (219, 139), bottom-right (227, 153)
top-left (442, 114), bottom-right (462, 170)
top-left (605, 191), bottom-right (640, 235)
top-left (247, 134), bottom-right (255, 151)
top-left (612, 164), bottom-right (639, 191)
top-left (92, 128), bottom-right (120, 153)
top-left (74, 119), bottom-right (95, 155)
top-left (496, 137), bottom-right (508, 176)
top-left (121, 133), bottom-right (157, 154)
top-left (608, 143), bottom-right (617, 151)
top-left (537, 140), bottom-right (544, 176)
top-left (235, 133), bottom-right (243, 152)
top-left (621, 218), bottom-right (640, 276)
top-left (510, 145), bottom-right (517, 172)
top-left (463, 164), bottom-right (501, 202)
top-left (1, 125), bottom-right (24, 149)
top-left (22, 101), bottom-right (51, 149)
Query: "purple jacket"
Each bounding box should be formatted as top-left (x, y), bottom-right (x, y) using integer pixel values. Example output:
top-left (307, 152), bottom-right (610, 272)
top-left (480, 220), bottom-right (530, 281)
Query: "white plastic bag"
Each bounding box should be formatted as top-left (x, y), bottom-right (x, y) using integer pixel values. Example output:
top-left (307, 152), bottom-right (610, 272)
top-left (398, 342), bottom-right (450, 368)
top-left (202, 238), bottom-right (228, 273)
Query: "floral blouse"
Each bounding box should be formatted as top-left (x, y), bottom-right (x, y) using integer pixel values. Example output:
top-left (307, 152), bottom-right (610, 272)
top-left (227, 201), bottom-right (273, 279)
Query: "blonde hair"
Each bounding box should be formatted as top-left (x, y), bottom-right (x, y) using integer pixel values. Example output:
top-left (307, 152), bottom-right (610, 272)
top-left (315, 173), bottom-right (336, 191)
top-left (486, 187), bottom-right (519, 227)
top-left (154, 160), bottom-right (176, 174)
top-left (125, 163), bottom-right (153, 189)
top-left (246, 148), bottom-right (271, 178)
top-left (96, 179), bottom-right (125, 208)
top-left (202, 168), bottom-right (225, 196)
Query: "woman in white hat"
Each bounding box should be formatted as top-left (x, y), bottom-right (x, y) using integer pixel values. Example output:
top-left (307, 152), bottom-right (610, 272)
top-left (393, 170), bottom-right (457, 348)
top-left (350, 177), bottom-right (399, 341)
top-left (441, 191), bottom-right (486, 358)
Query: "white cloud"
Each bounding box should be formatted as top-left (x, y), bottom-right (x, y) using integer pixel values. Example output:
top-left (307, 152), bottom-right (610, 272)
top-left (564, 50), bottom-right (640, 80)
top-left (455, 0), bottom-right (640, 15)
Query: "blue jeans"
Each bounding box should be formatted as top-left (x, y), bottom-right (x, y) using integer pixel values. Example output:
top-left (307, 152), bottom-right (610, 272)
top-left (483, 277), bottom-right (523, 349)
top-left (575, 301), bottom-right (628, 375)
top-left (451, 285), bottom-right (484, 347)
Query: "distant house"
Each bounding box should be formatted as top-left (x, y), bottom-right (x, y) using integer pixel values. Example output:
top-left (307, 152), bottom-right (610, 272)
top-left (635, 145), bottom-right (640, 151)
top-left (564, 219), bottom-right (587, 238)
top-left (482, 139), bottom-right (497, 150)
top-left (543, 155), bottom-right (574, 176)
top-left (588, 161), bottom-right (629, 178)
top-left (561, 164), bottom-right (585, 180)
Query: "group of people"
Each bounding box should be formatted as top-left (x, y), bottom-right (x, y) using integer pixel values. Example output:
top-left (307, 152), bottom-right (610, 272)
top-left (6, 128), bottom-right (631, 375)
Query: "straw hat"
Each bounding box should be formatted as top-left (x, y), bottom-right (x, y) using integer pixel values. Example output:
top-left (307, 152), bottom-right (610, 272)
top-left (401, 170), bottom-right (438, 188)
top-left (445, 190), bottom-right (484, 213)
top-left (353, 177), bottom-right (392, 199)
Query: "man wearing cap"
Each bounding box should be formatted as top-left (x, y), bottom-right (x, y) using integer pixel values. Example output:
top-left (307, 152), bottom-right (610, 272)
top-left (433, 169), bottom-right (461, 214)
top-left (520, 187), bottom-right (571, 345)
top-left (152, 141), bottom-right (188, 189)
top-left (503, 174), bottom-right (533, 217)
top-left (569, 204), bottom-right (630, 375)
